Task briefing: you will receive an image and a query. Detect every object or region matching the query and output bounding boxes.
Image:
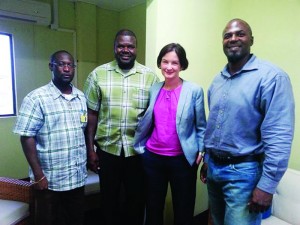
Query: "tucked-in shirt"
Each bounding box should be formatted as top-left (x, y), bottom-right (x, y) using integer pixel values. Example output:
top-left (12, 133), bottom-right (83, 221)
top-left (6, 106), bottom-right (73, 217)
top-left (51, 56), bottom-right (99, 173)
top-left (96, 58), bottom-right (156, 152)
top-left (83, 60), bottom-right (159, 157)
top-left (13, 81), bottom-right (88, 191)
top-left (146, 85), bottom-right (183, 156)
top-left (204, 54), bottom-right (295, 194)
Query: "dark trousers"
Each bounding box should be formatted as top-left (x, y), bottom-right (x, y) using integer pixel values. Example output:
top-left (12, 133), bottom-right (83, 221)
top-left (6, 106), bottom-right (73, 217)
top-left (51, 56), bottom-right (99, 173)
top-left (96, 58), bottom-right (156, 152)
top-left (98, 149), bottom-right (145, 225)
top-left (143, 149), bottom-right (198, 225)
top-left (34, 186), bottom-right (85, 225)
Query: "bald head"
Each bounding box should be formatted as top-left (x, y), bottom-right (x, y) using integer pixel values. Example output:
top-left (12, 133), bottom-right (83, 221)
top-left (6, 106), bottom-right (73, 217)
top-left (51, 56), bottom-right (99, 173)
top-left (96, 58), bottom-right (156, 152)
top-left (223, 18), bottom-right (252, 37)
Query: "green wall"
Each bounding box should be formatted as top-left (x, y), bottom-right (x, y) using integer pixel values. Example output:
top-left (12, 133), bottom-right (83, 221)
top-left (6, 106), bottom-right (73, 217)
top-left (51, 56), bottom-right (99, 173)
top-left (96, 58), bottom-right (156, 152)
top-left (0, 0), bottom-right (147, 178)
top-left (120, 3), bottom-right (147, 64)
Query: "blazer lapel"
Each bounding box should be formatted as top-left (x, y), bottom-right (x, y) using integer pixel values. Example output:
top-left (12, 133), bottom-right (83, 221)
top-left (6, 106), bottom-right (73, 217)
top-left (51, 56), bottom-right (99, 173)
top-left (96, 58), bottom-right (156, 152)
top-left (148, 82), bottom-right (164, 109)
top-left (176, 81), bottom-right (189, 123)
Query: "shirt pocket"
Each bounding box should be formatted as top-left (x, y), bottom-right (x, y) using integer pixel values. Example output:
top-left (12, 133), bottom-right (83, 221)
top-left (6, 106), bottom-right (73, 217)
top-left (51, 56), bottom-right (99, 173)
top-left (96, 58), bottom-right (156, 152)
top-left (133, 88), bottom-right (150, 110)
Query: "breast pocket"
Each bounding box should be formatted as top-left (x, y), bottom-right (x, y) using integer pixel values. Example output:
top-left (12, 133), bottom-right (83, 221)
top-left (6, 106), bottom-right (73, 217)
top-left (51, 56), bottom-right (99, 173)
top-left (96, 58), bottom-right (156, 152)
top-left (133, 88), bottom-right (150, 110)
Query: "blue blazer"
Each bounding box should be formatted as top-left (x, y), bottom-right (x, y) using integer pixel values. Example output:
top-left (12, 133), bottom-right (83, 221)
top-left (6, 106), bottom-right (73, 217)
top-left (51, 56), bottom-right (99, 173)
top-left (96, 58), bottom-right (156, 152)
top-left (133, 80), bottom-right (206, 166)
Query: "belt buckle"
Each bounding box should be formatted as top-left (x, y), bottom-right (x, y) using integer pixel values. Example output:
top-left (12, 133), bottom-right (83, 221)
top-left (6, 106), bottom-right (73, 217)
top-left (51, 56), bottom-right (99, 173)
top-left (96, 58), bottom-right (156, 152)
top-left (214, 153), bottom-right (226, 162)
top-left (211, 151), bottom-right (234, 164)
top-left (221, 155), bottom-right (232, 163)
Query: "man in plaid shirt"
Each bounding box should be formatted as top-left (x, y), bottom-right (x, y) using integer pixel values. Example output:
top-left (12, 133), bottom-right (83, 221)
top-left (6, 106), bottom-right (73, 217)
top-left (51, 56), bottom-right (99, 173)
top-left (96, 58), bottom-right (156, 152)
top-left (14, 50), bottom-right (87, 225)
top-left (84, 29), bottom-right (159, 225)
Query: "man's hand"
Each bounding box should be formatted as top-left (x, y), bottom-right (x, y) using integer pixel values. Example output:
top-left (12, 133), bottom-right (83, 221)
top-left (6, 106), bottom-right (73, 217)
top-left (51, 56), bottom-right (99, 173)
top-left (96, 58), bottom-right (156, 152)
top-left (248, 187), bottom-right (273, 213)
top-left (87, 150), bottom-right (100, 173)
top-left (200, 163), bottom-right (208, 184)
top-left (33, 176), bottom-right (48, 190)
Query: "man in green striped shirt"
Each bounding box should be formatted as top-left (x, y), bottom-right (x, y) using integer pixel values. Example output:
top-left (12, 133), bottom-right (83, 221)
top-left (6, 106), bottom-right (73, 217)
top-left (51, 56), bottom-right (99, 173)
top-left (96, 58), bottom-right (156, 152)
top-left (84, 29), bottom-right (159, 225)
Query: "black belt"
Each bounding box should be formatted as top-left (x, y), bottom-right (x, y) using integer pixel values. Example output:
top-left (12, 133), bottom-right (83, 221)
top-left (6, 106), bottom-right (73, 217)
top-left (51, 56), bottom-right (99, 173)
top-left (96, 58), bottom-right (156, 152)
top-left (209, 151), bottom-right (263, 164)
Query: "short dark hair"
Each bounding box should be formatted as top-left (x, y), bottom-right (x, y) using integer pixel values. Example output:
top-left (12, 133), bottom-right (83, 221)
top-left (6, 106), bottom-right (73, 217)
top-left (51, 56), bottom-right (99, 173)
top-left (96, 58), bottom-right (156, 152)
top-left (114, 29), bottom-right (137, 47)
top-left (50, 50), bottom-right (73, 63)
top-left (157, 43), bottom-right (189, 70)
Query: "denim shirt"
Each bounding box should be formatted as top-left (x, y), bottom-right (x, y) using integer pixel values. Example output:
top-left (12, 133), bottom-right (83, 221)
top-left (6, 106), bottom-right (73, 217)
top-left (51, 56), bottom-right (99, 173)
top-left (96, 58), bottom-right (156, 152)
top-left (204, 54), bottom-right (295, 194)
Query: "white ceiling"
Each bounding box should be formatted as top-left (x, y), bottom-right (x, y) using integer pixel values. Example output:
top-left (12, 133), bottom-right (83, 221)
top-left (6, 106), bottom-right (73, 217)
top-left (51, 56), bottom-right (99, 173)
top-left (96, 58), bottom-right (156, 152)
top-left (71, 0), bottom-right (146, 11)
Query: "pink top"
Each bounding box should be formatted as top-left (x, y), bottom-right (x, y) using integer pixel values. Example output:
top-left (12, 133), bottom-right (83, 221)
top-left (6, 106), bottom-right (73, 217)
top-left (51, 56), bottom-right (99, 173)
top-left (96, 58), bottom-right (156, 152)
top-left (146, 85), bottom-right (183, 156)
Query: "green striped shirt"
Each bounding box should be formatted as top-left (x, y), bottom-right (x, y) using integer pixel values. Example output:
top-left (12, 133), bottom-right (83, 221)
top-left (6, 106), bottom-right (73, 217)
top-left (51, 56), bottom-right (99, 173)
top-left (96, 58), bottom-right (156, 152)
top-left (84, 60), bottom-right (159, 156)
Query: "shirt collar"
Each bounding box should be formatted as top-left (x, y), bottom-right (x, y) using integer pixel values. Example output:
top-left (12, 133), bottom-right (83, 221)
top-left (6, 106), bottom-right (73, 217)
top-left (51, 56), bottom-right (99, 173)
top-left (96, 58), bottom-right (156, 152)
top-left (108, 60), bottom-right (143, 77)
top-left (221, 54), bottom-right (258, 78)
top-left (49, 80), bottom-right (79, 100)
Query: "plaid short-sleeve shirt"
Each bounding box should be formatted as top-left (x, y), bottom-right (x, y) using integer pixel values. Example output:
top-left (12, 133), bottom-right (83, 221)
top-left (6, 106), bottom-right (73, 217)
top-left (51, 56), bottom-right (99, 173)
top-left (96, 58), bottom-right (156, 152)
top-left (84, 60), bottom-right (159, 157)
top-left (13, 81), bottom-right (88, 191)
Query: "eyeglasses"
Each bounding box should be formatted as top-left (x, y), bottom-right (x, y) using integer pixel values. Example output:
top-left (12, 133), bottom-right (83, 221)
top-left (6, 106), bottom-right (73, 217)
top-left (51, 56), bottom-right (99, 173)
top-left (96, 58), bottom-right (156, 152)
top-left (51, 62), bottom-right (76, 68)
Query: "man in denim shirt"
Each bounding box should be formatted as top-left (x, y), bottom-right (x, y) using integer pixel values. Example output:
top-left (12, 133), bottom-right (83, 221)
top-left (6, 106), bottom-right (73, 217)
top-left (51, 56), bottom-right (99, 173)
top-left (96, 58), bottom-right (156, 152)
top-left (200, 18), bottom-right (295, 225)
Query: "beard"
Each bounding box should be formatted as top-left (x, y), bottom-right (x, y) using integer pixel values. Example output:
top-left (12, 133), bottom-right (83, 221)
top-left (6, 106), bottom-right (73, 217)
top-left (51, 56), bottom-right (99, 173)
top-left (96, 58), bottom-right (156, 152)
top-left (226, 51), bottom-right (243, 63)
top-left (115, 54), bottom-right (136, 70)
top-left (224, 45), bottom-right (250, 63)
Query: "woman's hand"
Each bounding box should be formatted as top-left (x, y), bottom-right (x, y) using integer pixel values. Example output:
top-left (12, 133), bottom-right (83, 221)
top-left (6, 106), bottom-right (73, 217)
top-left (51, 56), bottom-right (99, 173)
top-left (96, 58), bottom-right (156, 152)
top-left (200, 163), bottom-right (208, 183)
top-left (196, 152), bottom-right (203, 165)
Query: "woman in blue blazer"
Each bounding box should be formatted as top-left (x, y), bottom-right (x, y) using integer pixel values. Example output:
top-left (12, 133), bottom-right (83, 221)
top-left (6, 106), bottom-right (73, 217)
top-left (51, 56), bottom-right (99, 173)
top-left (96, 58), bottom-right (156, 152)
top-left (134, 43), bottom-right (207, 225)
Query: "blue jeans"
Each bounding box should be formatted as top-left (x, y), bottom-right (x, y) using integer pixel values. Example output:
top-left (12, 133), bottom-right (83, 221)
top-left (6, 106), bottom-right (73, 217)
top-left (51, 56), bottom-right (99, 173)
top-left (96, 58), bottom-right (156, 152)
top-left (207, 159), bottom-right (262, 225)
top-left (142, 149), bottom-right (198, 225)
